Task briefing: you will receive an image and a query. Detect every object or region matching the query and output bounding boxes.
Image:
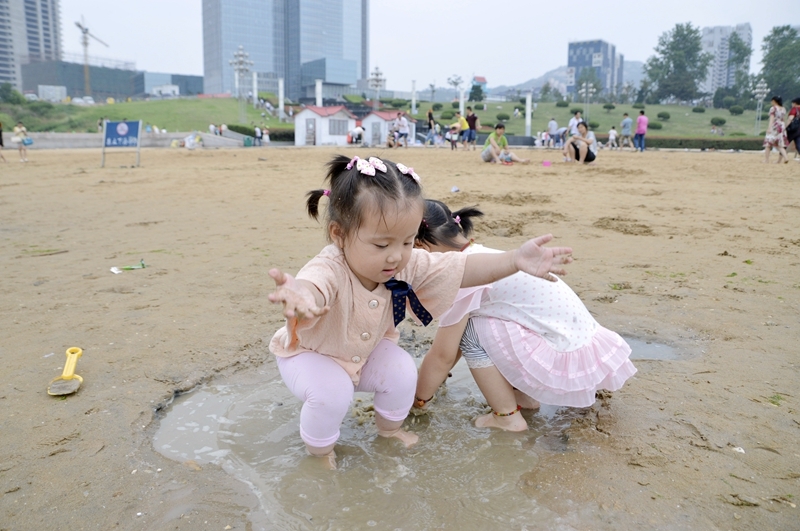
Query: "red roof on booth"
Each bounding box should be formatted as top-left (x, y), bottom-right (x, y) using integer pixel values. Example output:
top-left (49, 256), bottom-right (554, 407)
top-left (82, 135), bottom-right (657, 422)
top-left (303, 105), bottom-right (357, 119)
top-left (364, 111), bottom-right (417, 122)
top-left (473, 76), bottom-right (487, 83)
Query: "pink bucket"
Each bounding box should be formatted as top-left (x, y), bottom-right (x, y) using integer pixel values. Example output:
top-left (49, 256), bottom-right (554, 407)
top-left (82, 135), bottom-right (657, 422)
top-left (542, 160), bottom-right (552, 167)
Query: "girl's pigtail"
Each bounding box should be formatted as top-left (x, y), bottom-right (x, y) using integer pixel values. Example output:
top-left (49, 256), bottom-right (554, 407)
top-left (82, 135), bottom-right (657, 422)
top-left (416, 217), bottom-right (430, 242)
top-left (325, 154), bottom-right (355, 187)
top-left (306, 189), bottom-right (327, 220)
top-left (452, 206), bottom-right (483, 236)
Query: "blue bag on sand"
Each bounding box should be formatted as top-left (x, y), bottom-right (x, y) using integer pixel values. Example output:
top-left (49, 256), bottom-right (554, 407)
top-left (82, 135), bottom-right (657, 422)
top-left (22, 137), bottom-right (33, 146)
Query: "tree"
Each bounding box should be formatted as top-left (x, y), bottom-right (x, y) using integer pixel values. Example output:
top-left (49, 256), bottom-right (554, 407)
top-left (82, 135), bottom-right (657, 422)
top-left (727, 32), bottom-right (752, 97)
top-left (468, 84), bottom-right (484, 102)
top-left (643, 23), bottom-right (712, 102)
top-left (0, 82), bottom-right (25, 105)
top-left (576, 67), bottom-right (602, 94)
top-left (760, 26), bottom-right (800, 101)
top-left (539, 82), bottom-right (553, 102)
top-left (618, 82), bottom-right (637, 104)
top-left (428, 82), bottom-right (436, 103)
top-left (447, 75), bottom-right (463, 96)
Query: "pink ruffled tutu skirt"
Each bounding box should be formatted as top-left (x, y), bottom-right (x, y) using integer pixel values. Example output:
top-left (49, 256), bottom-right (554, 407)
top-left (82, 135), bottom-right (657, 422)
top-left (471, 316), bottom-right (637, 408)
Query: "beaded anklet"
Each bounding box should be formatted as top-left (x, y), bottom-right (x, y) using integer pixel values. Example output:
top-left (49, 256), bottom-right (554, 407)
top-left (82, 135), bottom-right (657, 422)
top-left (493, 405), bottom-right (522, 417)
top-left (414, 396), bottom-right (433, 408)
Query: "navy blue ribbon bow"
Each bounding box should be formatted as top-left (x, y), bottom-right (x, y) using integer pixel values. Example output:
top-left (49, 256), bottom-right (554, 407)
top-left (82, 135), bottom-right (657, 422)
top-left (384, 278), bottom-right (433, 327)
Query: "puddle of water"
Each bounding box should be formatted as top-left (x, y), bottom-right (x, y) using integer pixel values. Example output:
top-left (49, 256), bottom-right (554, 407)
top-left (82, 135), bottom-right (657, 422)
top-left (154, 361), bottom-right (587, 531)
top-left (625, 337), bottom-right (680, 360)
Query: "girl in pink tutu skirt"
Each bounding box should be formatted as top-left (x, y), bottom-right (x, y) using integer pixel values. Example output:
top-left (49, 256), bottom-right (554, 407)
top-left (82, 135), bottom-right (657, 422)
top-left (414, 200), bottom-right (636, 431)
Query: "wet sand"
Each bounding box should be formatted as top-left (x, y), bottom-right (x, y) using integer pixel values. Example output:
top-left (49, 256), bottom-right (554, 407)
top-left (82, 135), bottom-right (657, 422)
top-left (1, 146), bottom-right (798, 530)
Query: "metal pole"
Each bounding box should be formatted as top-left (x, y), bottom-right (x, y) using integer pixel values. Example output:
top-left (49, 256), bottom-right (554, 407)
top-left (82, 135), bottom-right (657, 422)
top-left (459, 88), bottom-right (465, 115)
top-left (252, 72), bottom-right (258, 108)
top-left (411, 80), bottom-right (416, 115)
top-left (101, 119), bottom-right (106, 167)
top-left (315, 79), bottom-right (323, 107)
top-left (136, 120), bottom-right (142, 167)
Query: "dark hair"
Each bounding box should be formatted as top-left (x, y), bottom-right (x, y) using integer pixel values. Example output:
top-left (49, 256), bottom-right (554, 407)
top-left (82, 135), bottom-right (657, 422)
top-left (466, 106), bottom-right (472, 111)
top-left (792, 97), bottom-right (800, 105)
top-left (494, 123), bottom-right (505, 130)
top-left (306, 155), bottom-right (423, 242)
top-left (771, 95), bottom-right (783, 106)
top-left (417, 199), bottom-right (483, 249)
top-left (577, 121), bottom-right (588, 131)
top-left (639, 110), bottom-right (645, 115)
top-left (623, 112), bottom-right (628, 116)
top-left (574, 111), bottom-right (581, 116)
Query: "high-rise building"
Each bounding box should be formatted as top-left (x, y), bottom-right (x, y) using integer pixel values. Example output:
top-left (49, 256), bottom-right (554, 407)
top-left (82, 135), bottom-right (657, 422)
top-left (699, 23), bottom-right (752, 95)
top-left (566, 40), bottom-right (623, 96)
top-left (0, 0), bottom-right (62, 91)
top-left (202, 0), bottom-right (368, 101)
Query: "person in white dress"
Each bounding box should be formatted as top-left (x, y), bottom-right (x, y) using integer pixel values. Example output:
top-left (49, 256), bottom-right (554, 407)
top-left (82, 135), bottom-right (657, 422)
top-left (414, 199), bottom-right (636, 431)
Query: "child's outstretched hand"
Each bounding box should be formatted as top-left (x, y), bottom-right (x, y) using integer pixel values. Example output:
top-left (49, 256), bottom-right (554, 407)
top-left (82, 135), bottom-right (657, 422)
top-left (268, 268), bottom-right (329, 349)
top-left (514, 234), bottom-right (573, 282)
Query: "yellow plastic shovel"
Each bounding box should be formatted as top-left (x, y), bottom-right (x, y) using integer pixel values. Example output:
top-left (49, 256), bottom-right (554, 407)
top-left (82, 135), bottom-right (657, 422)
top-left (47, 347), bottom-right (84, 396)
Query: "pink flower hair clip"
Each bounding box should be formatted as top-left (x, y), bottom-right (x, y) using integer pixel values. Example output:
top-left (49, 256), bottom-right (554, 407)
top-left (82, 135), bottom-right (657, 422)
top-left (323, 189), bottom-right (331, 196)
top-left (368, 157), bottom-right (387, 173)
top-left (453, 215), bottom-right (461, 225)
top-left (356, 158), bottom-right (376, 176)
top-left (395, 163), bottom-right (420, 183)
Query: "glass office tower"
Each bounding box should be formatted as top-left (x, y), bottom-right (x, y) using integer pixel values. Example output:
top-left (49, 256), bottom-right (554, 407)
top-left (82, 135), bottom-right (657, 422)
top-left (0, 0), bottom-right (62, 91)
top-left (202, 0), bottom-right (368, 100)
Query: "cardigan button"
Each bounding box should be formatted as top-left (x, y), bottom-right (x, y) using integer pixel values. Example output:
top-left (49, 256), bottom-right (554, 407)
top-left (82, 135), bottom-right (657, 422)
top-left (360, 332), bottom-right (371, 341)
top-left (368, 299), bottom-right (379, 309)
top-left (351, 355), bottom-right (362, 363)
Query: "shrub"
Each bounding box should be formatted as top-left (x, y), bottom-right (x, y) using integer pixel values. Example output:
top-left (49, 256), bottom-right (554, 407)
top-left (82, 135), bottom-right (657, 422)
top-left (657, 111), bottom-right (670, 121)
top-left (379, 98), bottom-right (394, 104)
top-left (632, 103), bottom-right (645, 109)
top-left (451, 102), bottom-right (460, 109)
top-left (519, 98), bottom-right (526, 105)
top-left (440, 111), bottom-right (454, 120)
top-left (743, 100), bottom-right (757, 110)
top-left (227, 124), bottom-right (255, 137)
top-left (475, 103), bottom-right (485, 110)
top-left (514, 105), bottom-right (525, 111)
top-left (269, 129), bottom-right (295, 142)
top-left (432, 103), bottom-right (443, 111)
top-left (729, 105), bottom-right (744, 116)
top-left (710, 117), bottom-right (727, 126)
top-left (692, 107), bottom-right (706, 113)
top-left (761, 112), bottom-right (769, 120)
top-left (496, 112), bottom-right (510, 122)
top-left (722, 96), bottom-right (736, 109)
top-left (603, 103), bottom-right (616, 112)
top-left (647, 121), bottom-right (663, 130)
top-left (392, 99), bottom-right (408, 107)
top-left (27, 100), bottom-right (55, 116)
top-left (569, 107), bottom-right (583, 115)
top-left (556, 101), bottom-right (569, 107)
top-left (592, 135), bottom-right (763, 150)
top-left (588, 121), bottom-right (599, 129)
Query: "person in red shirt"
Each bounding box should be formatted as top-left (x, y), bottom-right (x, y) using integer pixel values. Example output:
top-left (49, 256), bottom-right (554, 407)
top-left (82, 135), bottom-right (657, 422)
top-left (787, 97), bottom-right (800, 160)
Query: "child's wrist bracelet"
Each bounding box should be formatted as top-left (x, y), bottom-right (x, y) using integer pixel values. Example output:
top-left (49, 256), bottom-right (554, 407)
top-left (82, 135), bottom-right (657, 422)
top-left (414, 396), bottom-right (433, 408)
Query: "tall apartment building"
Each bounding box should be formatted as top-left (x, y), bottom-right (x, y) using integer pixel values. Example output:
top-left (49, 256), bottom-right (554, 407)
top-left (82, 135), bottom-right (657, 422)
top-left (202, 0), bottom-right (368, 101)
top-left (0, 0), bottom-right (61, 91)
top-left (699, 23), bottom-right (752, 95)
top-left (566, 40), bottom-right (623, 96)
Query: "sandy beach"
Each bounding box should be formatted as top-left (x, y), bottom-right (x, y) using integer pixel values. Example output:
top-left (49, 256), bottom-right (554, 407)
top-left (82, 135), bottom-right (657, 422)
top-left (1, 145), bottom-right (798, 530)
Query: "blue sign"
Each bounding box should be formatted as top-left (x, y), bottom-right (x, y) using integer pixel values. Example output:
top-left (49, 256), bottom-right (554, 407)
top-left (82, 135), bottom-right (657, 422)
top-left (104, 121), bottom-right (141, 147)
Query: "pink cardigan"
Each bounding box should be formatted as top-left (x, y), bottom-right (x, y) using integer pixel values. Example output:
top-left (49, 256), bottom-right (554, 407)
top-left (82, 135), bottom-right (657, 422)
top-left (269, 245), bottom-right (467, 383)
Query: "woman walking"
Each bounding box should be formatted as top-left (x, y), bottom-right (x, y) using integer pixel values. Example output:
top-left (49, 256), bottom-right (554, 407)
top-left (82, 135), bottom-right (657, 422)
top-left (764, 96), bottom-right (789, 164)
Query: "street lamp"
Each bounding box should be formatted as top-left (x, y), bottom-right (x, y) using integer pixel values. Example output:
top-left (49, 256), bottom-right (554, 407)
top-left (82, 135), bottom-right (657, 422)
top-left (369, 67), bottom-right (385, 108)
top-left (230, 45), bottom-right (253, 124)
top-left (754, 79), bottom-right (769, 136)
top-left (578, 81), bottom-right (596, 122)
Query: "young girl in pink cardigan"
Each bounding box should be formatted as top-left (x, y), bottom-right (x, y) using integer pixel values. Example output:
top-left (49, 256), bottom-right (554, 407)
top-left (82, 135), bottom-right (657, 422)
top-left (268, 155), bottom-right (573, 466)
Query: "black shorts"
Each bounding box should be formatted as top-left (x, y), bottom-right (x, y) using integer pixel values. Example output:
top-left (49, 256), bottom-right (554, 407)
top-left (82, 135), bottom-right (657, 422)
top-left (572, 143), bottom-right (596, 163)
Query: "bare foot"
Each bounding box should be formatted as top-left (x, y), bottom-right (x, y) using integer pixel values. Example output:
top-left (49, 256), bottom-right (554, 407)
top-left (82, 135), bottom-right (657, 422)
top-left (514, 390), bottom-right (540, 410)
top-left (474, 412), bottom-right (528, 431)
top-left (306, 449), bottom-right (337, 470)
top-left (377, 427), bottom-right (419, 447)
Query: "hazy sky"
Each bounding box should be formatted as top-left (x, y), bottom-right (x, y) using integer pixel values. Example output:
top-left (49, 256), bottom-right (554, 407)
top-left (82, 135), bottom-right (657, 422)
top-left (60, 0), bottom-right (797, 89)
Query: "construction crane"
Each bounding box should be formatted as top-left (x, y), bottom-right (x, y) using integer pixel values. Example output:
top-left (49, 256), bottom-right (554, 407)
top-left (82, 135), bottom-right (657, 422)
top-left (75, 17), bottom-right (108, 97)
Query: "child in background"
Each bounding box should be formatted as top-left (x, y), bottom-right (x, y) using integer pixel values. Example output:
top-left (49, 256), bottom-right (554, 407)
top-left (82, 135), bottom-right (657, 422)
top-left (414, 200), bottom-right (636, 431)
top-left (268, 155), bottom-right (573, 465)
top-left (447, 125), bottom-right (459, 150)
top-left (607, 126), bottom-right (618, 149)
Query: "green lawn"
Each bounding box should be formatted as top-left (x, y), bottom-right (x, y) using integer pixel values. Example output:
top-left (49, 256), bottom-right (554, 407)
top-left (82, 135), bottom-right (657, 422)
top-left (1, 97), bottom-right (292, 133)
top-left (410, 101), bottom-right (766, 138)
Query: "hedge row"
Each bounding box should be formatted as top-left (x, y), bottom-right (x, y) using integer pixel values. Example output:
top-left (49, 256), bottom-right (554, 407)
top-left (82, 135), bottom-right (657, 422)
top-left (227, 124), bottom-right (294, 141)
top-left (593, 135), bottom-right (764, 151)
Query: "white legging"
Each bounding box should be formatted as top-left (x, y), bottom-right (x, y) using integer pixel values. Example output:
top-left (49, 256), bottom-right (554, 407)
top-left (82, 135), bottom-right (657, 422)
top-left (276, 339), bottom-right (417, 448)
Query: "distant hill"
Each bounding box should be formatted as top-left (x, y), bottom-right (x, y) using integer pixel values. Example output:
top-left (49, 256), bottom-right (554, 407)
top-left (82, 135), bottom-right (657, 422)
top-left (488, 60), bottom-right (646, 95)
